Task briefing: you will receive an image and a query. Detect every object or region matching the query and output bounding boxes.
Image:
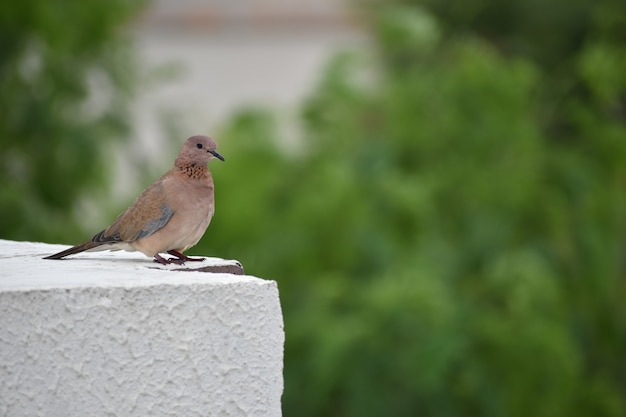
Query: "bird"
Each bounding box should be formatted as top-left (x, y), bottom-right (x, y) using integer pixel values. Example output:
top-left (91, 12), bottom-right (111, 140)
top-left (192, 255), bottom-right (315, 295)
top-left (44, 135), bottom-right (225, 265)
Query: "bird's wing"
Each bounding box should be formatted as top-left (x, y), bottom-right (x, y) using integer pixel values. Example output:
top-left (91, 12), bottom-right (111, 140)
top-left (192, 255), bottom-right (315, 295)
top-left (92, 179), bottom-right (174, 243)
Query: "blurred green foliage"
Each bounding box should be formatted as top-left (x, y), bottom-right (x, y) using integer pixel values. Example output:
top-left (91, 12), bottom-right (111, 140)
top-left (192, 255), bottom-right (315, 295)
top-left (0, 0), bottom-right (144, 241)
top-left (201, 2), bottom-right (626, 416)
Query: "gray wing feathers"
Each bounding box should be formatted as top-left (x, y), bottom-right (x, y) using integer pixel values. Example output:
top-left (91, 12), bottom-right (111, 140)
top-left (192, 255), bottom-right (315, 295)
top-left (137, 203), bottom-right (174, 239)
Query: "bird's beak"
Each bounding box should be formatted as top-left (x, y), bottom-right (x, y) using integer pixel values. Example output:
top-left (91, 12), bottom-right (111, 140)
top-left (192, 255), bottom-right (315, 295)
top-left (209, 150), bottom-right (225, 161)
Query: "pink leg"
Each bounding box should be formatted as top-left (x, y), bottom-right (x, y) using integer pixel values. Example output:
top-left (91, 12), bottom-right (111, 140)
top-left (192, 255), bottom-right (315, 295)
top-left (167, 250), bottom-right (205, 262)
top-left (153, 254), bottom-right (185, 265)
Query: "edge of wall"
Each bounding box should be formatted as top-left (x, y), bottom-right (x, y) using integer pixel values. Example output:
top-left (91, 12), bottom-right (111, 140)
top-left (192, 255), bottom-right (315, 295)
top-left (0, 239), bottom-right (284, 417)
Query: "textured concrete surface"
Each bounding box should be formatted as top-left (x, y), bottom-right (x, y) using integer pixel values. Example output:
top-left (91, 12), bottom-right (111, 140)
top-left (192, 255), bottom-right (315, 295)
top-left (0, 240), bottom-right (283, 417)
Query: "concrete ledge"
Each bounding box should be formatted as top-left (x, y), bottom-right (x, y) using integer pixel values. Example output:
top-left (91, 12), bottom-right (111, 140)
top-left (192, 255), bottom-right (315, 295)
top-left (0, 240), bottom-right (283, 417)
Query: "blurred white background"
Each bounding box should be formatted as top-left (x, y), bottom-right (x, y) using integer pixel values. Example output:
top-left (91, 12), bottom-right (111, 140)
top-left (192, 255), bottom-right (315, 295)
top-left (133, 0), bottom-right (366, 150)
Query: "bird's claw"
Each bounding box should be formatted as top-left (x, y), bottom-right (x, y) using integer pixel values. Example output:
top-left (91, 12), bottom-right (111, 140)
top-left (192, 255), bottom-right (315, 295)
top-left (167, 250), bottom-right (205, 262)
top-left (153, 254), bottom-right (185, 265)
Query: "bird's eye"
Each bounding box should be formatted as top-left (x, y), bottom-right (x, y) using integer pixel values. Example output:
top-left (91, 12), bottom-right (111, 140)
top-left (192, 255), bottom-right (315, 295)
top-left (196, 143), bottom-right (203, 149)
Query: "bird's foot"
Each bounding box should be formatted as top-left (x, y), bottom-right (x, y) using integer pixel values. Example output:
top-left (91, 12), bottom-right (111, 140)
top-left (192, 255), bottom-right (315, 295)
top-left (167, 250), bottom-right (205, 262)
top-left (153, 254), bottom-right (185, 265)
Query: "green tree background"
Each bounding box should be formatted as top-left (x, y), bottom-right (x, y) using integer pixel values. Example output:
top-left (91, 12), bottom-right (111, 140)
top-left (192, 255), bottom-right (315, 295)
top-left (209, 2), bottom-right (626, 416)
top-left (0, 0), bottom-right (143, 242)
top-left (2, 0), bottom-right (626, 416)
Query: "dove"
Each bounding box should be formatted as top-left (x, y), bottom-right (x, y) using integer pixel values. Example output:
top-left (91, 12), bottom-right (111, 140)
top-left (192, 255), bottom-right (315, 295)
top-left (44, 135), bottom-right (225, 265)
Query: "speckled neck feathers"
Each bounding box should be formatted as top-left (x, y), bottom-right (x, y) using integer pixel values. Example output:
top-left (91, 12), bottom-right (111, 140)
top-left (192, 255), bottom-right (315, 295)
top-left (175, 161), bottom-right (211, 180)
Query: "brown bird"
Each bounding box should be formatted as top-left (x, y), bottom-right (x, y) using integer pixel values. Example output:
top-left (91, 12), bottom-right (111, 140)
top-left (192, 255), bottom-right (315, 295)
top-left (44, 135), bottom-right (225, 265)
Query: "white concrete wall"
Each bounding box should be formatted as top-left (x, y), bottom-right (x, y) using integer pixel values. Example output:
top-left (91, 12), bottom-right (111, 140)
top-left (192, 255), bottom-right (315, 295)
top-left (0, 240), bottom-right (284, 417)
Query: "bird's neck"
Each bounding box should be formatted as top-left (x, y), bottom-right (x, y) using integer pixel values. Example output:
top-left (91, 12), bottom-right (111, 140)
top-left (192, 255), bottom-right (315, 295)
top-left (175, 161), bottom-right (211, 180)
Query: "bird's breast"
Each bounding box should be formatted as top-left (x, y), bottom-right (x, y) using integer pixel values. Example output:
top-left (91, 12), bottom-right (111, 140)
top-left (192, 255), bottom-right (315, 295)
top-left (130, 173), bottom-right (215, 256)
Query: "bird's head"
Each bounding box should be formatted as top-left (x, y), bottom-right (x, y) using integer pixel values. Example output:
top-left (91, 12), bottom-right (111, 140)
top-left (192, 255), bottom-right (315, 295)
top-left (178, 135), bottom-right (225, 165)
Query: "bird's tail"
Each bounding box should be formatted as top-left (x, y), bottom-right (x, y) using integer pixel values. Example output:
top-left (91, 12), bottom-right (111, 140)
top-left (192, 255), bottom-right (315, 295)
top-left (43, 241), bottom-right (104, 260)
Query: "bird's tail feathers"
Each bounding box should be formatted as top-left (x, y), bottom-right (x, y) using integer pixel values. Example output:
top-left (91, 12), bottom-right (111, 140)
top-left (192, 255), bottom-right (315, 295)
top-left (43, 241), bottom-right (105, 260)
